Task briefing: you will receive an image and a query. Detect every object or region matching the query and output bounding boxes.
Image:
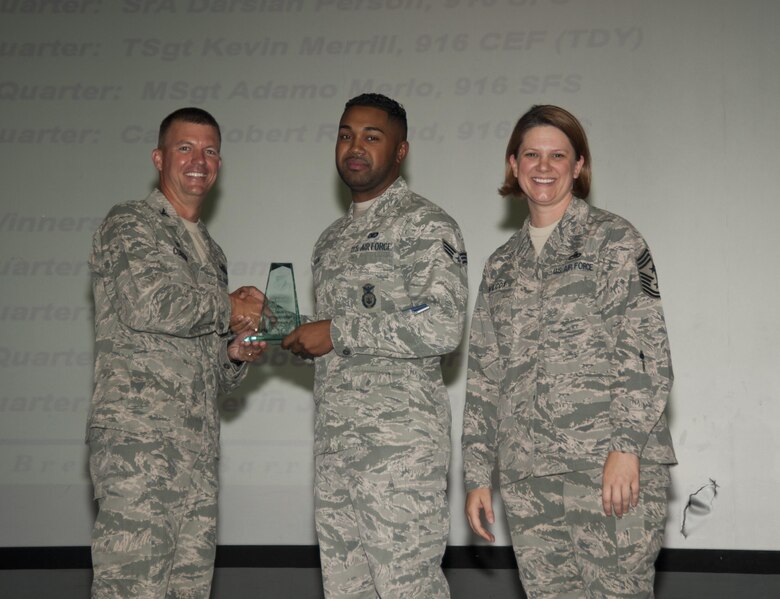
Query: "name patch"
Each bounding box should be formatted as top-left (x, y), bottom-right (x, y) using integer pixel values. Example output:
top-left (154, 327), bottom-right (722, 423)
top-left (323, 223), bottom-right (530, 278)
top-left (351, 241), bottom-right (392, 253)
top-left (550, 261), bottom-right (593, 275)
top-left (488, 279), bottom-right (510, 293)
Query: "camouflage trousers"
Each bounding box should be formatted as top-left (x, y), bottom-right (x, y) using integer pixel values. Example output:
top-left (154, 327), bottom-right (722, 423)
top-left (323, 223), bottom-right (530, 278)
top-left (88, 429), bottom-right (218, 599)
top-left (315, 445), bottom-right (451, 598)
top-left (501, 465), bottom-right (670, 599)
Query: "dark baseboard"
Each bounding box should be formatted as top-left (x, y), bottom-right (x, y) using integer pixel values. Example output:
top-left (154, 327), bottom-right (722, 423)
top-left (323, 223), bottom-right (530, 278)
top-left (1, 546), bottom-right (779, 574)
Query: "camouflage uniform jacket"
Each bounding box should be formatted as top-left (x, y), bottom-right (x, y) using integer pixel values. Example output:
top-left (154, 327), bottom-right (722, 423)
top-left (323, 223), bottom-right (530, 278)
top-left (88, 189), bottom-right (246, 456)
top-left (463, 198), bottom-right (676, 490)
top-left (311, 177), bottom-right (468, 455)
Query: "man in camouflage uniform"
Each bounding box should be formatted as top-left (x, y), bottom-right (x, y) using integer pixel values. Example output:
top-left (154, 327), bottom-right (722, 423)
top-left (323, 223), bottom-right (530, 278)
top-left (283, 94), bottom-right (468, 598)
top-left (88, 107), bottom-right (266, 599)
top-left (463, 105), bottom-right (676, 598)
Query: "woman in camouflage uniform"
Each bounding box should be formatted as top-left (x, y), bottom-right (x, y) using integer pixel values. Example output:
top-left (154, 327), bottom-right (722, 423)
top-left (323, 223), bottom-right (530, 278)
top-left (462, 105), bottom-right (676, 598)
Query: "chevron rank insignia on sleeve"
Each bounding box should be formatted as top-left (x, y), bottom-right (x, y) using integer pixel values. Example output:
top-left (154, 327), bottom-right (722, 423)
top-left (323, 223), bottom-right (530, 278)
top-left (637, 247), bottom-right (660, 298)
top-left (442, 239), bottom-right (468, 265)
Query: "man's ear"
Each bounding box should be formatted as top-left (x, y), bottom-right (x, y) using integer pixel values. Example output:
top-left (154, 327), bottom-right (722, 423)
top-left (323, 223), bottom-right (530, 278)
top-left (396, 140), bottom-right (409, 164)
top-left (152, 148), bottom-right (163, 173)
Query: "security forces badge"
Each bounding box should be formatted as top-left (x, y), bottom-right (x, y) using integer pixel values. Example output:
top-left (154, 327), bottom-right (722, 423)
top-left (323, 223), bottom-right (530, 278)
top-left (637, 247), bottom-right (661, 298)
top-left (361, 284), bottom-right (377, 309)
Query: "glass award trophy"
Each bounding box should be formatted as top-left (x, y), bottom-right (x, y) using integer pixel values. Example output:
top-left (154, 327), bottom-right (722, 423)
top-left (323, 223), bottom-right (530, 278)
top-left (246, 262), bottom-right (301, 343)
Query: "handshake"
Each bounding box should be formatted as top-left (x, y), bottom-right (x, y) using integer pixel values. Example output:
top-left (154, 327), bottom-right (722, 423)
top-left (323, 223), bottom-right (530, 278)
top-left (226, 285), bottom-right (334, 362)
top-left (226, 286), bottom-right (267, 363)
top-left (228, 285), bottom-right (265, 333)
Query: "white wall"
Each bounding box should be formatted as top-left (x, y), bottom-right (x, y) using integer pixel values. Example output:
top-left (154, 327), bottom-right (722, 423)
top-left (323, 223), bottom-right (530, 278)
top-left (1, 0), bottom-right (778, 551)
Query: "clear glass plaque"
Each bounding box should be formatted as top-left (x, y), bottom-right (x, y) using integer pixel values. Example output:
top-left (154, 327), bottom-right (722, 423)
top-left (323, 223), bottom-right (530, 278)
top-left (247, 262), bottom-right (300, 343)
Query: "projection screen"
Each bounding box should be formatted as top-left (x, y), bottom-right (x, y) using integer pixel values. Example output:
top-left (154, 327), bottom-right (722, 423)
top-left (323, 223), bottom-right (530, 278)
top-left (1, 0), bottom-right (778, 552)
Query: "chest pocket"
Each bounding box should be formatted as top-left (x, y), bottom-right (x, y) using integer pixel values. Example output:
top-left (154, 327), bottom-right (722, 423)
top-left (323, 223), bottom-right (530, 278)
top-left (349, 249), bottom-right (396, 312)
top-left (542, 258), bottom-right (611, 376)
top-left (543, 259), bottom-right (598, 312)
top-left (195, 262), bottom-right (228, 291)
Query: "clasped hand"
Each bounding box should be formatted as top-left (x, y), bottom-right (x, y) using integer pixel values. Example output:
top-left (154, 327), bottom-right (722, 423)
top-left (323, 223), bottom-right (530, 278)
top-left (227, 286), bottom-right (267, 364)
top-left (229, 286), bottom-right (265, 333)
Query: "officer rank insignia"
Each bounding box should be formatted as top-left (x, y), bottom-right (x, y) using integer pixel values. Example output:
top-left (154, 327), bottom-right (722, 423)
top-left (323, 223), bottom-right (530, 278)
top-left (361, 284), bottom-right (377, 308)
top-left (442, 239), bottom-right (467, 265)
top-left (637, 248), bottom-right (660, 298)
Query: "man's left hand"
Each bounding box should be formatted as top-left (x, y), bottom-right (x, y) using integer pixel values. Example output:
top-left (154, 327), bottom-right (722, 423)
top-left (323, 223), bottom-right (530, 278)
top-left (228, 328), bottom-right (268, 363)
top-left (281, 320), bottom-right (334, 358)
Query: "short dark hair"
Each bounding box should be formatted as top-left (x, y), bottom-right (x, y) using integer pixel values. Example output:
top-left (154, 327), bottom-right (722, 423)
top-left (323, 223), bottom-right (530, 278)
top-left (498, 104), bottom-right (591, 200)
top-left (344, 93), bottom-right (407, 140)
top-left (158, 107), bottom-right (221, 148)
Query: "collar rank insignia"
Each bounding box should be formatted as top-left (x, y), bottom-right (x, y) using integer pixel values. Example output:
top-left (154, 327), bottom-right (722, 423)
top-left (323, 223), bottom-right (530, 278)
top-left (442, 239), bottom-right (468, 265)
top-left (173, 246), bottom-right (188, 261)
top-left (361, 284), bottom-right (376, 308)
top-left (637, 248), bottom-right (660, 298)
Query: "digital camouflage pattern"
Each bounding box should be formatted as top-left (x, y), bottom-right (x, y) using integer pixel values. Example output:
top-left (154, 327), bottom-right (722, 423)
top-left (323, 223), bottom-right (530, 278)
top-left (315, 445), bottom-right (450, 598)
top-left (312, 177), bottom-right (468, 456)
top-left (463, 197), bottom-right (676, 491)
top-left (501, 465), bottom-right (670, 598)
top-left (89, 430), bottom-right (218, 599)
top-left (88, 189), bottom-right (246, 598)
top-left (310, 177), bottom-right (467, 597)
top-left (88, 190), bottom-right (246, 455)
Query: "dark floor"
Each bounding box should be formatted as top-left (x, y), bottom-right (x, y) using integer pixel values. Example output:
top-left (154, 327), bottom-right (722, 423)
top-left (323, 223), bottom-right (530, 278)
top-left (2, 569), bottom-right (780, 598)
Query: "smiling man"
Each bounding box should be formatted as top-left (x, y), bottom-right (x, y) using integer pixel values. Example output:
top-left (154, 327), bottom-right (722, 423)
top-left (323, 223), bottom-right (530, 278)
top-left (283, 94), bottom-right (468, 598)
top-left (87, 107), bottom-right (267, 598)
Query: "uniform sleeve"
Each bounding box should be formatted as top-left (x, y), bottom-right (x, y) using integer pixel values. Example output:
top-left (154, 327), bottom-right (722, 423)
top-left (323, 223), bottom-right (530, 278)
top-left (217, 339), bottom-right (248, 394)
top-left (90, 207), bottom-right (232, 338)
top-left (462, 277), bottom-right (502, 490)
top-left (603, 238), bottom-right (673, 457)
top-left (330, 214), bottom-right (468, 359)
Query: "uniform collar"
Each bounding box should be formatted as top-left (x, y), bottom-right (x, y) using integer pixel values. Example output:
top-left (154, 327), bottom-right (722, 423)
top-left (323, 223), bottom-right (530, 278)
top-left (345, 176), bottom-right (407, 222)
top-left (516, 197), bottom-right (591, 262)
top-left (145, 189), bottom-right (220, 270)
top-left (146, 188), bottom-right (188, 237)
